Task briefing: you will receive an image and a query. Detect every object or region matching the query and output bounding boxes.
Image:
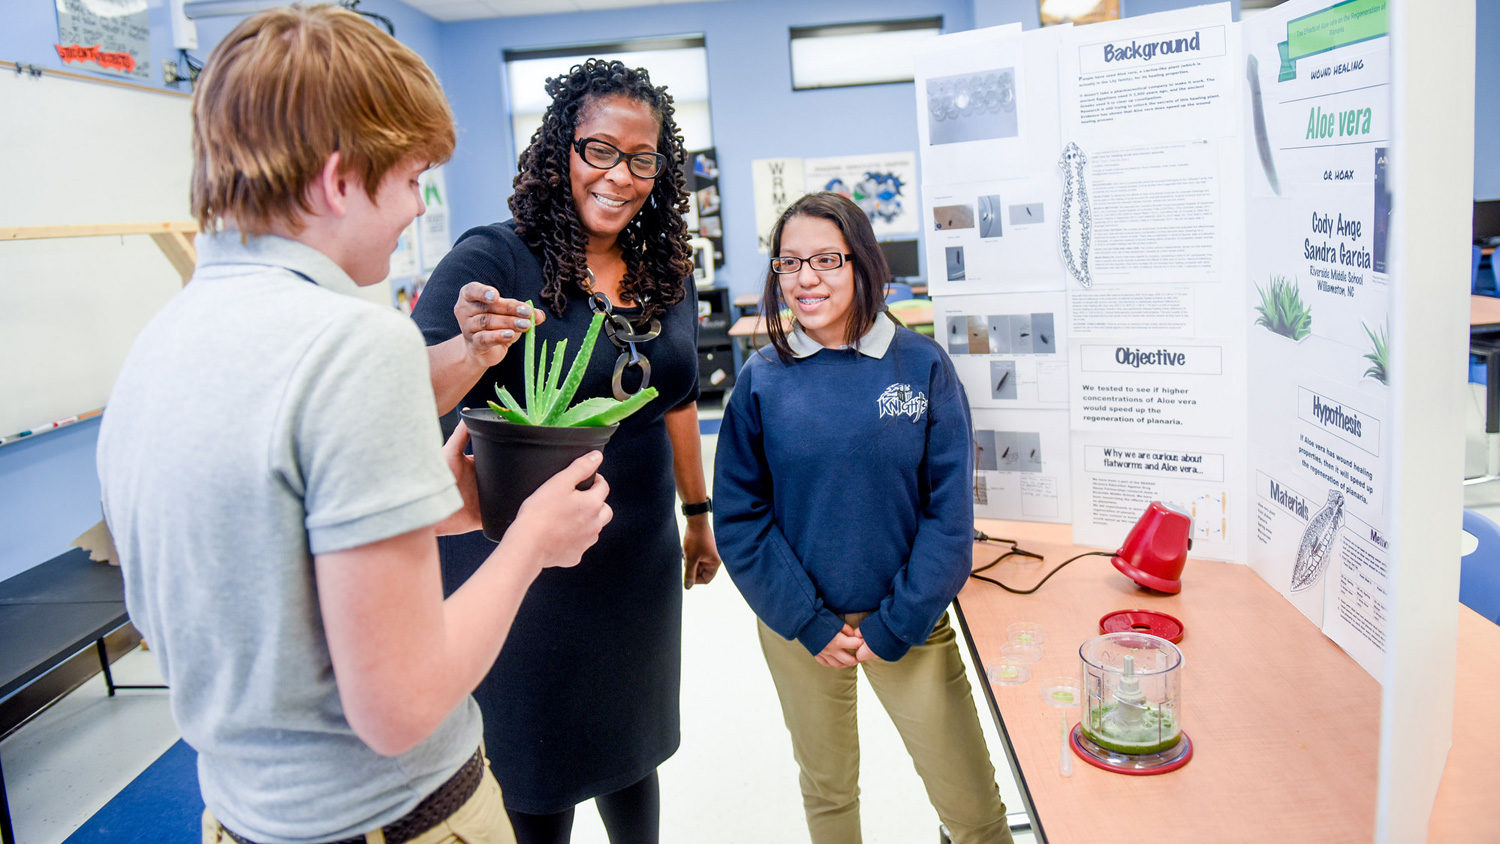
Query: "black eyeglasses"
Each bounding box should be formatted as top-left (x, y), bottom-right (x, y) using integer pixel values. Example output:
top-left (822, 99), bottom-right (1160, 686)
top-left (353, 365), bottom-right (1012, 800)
top-left (770, 253), bottom-right (853, 274)
top-left (573, 137), bottom-right (668, 179)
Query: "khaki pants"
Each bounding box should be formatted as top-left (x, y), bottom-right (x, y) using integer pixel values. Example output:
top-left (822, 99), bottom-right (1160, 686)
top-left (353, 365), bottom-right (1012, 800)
top-left (202, 760), bottom-right (513, 844)
top-left (758, 613), bottom-right (1013, 844)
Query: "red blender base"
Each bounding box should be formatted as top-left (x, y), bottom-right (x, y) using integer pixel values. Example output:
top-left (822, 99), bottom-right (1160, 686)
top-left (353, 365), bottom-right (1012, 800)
top-left (1069, 724), bottom-right (1193, 775)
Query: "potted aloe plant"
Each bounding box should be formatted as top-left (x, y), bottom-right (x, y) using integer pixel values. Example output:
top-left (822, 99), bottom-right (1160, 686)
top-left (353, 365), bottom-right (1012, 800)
top-left (460, 303), bottom-right (657, 540)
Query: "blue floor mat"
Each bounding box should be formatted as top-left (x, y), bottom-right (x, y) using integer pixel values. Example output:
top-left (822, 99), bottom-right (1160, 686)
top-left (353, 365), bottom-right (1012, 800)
top-left (66, 740), bottom-right (202, 842)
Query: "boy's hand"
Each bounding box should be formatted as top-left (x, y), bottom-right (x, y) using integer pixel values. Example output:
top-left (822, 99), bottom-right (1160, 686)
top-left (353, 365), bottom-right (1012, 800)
top-left (454, 283), bottom-right (544, 369)
top-left (433, 420), bottom-right (481, 536)
top-left (504, 451), bottom-right (612, 569)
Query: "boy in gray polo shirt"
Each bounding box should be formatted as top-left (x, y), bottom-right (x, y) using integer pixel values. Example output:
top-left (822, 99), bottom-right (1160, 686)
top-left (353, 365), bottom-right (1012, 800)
top-left (96, 7), bottom-right (610, 843)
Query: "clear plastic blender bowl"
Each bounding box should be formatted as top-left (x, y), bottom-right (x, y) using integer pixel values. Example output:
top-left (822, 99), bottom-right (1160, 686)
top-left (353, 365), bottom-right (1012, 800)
top-left (1079, 632), bottom-right (1183, 757)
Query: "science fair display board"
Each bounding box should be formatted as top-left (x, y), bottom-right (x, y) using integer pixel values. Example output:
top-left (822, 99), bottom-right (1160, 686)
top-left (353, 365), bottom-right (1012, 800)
top-left (917, 3), bottom-right (1470, 838)
top-left (915, 0), bottom-right (1405, 672)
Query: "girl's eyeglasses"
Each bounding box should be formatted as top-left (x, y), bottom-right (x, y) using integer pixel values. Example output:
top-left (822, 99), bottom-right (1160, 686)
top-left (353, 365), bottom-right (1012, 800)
top-left (770, 253), bottom-right (853, 274)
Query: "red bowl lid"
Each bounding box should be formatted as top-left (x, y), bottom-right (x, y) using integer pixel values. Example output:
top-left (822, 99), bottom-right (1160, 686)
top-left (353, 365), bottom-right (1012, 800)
top-left (1098, 609), bottom-right (1184, 643)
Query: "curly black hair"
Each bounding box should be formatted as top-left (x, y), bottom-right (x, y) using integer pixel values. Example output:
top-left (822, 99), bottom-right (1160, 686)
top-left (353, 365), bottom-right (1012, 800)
top-left (509, 58), bottom-right (693, 320)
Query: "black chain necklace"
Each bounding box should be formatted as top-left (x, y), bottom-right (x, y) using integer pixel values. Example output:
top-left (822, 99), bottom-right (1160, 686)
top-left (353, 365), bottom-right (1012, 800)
top-left (583, 268), bottom-right (661, 400)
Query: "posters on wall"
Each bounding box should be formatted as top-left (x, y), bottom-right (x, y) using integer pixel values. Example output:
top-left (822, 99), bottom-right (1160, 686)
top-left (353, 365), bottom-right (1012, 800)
top-left (751, 153), bottom-right (918, 254)
top-left (1242, 0), bottom-right (1391, 676)
top-left (387, 166), bottom-right (454, 314)
top-left (751, 157), bottom-right (806, 254)
top-left (802, 152), bottom-right (918, 237)
top-left (417, 168), bottom-right (452, 273)
top-left (914, 0), bottom-right (1392, 678)
top-left (387, 223), bottom-right (422, 313)
top-left (54, 0), bottom-right (151, 80)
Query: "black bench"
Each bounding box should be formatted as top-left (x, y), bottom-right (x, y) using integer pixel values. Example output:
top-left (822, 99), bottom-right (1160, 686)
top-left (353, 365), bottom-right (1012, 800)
top-left (0, 548), bottom-right (164, 844)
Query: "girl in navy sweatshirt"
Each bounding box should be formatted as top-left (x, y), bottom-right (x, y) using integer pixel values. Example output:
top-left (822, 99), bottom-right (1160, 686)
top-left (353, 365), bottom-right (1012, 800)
top-left (714, 192), bottom-right (1012, 844)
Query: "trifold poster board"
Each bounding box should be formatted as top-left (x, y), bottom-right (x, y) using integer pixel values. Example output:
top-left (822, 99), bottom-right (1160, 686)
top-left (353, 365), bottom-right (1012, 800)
top-left (916, 2), bottom-right (1468, 838)
top-left (1241, 0), bottom-right (1392, 679)
top-left (917, 6), bottom-right (1247, 560)
top-left (916, 0), bottom-right (1394, 669)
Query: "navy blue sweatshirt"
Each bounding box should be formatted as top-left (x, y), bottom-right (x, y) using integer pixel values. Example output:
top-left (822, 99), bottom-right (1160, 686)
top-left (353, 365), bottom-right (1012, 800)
top-left (713, 320), bottom-right (974, 661)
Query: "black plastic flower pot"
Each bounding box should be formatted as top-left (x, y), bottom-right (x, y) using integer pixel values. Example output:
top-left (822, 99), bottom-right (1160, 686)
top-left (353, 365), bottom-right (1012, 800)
top-left (459, 407), bottom-right (617, 542)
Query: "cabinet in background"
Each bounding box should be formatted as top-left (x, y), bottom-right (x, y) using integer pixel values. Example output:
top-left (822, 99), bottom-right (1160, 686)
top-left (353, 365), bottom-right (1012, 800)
top-left (696, 286), bottom-right (736, 403)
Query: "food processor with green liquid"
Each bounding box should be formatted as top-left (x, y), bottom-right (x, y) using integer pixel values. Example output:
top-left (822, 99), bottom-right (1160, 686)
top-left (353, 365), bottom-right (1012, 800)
top-left (1071, 632), bottom-right (1192, 774)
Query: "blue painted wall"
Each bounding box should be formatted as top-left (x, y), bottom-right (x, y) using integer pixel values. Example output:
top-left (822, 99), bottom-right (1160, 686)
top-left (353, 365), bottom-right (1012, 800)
top-left (1478, 0), bottom-right (1500, 199)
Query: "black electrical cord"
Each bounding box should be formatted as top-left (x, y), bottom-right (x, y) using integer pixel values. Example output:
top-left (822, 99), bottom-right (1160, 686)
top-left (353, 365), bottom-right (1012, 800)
top-left (342, 0), bottom-right (395, 35)
top-left (971, 528), bottom-right (1044, 572)
top-left (970, 549), bottom-right (1113, 595)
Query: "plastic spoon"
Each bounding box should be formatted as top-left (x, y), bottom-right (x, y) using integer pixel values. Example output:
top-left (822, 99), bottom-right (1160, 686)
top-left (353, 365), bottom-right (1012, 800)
top-left (1060, 714), bottom-right (1073, 777)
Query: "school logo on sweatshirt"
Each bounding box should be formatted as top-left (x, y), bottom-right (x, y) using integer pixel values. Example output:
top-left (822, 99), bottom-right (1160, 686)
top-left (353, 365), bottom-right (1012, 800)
top-left (877, 383), bottom-right (927, 422)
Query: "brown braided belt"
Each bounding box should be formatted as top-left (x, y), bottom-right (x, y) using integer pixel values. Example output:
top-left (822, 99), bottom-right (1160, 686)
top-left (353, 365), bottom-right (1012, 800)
top-left (221, 748), bottom-right (485, 844)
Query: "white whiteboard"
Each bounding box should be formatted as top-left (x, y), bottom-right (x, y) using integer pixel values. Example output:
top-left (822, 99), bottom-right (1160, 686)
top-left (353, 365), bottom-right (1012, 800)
top-left (0, 71), bottom-right (192, 436)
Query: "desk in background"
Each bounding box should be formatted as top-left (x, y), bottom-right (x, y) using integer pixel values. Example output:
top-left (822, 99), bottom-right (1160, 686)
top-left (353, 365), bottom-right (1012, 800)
top-left (0, 549), bottom-right (165, 844)
top-left (728, 302), bottom-right (933, 347)
top-left (953, 519), bottom-right (1500, 843)
top-left (731, 284), bottom-right (929, 313)
top-left (1468, 294), bottom-right (1500, 483)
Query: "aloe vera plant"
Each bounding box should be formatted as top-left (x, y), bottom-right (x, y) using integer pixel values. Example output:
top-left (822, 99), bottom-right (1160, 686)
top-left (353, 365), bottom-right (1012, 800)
top-left (486, 303), bottom-right (658, 427)
top-left (1362, 321), bottom-right (1388, 384)
top-left (1253, 276), bottom-right (1312, 341)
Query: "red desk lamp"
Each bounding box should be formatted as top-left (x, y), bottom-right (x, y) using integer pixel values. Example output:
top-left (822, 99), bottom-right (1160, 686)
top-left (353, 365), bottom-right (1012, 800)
top-left (1111, 502), bottom-right (1192, 594)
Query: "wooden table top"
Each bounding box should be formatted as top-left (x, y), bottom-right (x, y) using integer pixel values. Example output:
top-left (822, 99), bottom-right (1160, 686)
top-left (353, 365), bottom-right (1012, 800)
top-left (955, 519), bottom-right (1500, 842)
top-left (1471, 293), bottom-right (1500, 327)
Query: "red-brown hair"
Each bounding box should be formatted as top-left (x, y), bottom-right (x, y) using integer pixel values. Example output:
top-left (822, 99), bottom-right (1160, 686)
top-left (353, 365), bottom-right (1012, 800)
top-left (190, 4), bottom-right (454, 235)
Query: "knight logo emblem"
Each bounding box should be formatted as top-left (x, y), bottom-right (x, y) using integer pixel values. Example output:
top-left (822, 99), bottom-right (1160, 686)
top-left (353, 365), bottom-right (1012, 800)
top-left (877, 383), bottom-right (927, 421)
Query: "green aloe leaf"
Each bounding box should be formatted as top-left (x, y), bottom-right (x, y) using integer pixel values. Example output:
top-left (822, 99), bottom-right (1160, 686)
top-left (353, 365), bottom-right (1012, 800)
top-left (486, 400), bottom-right (530, 424)
top-left (494, 386), bottom-right (529, 421)
top-left (534, 338), bottom-right (568, 422)
top-left (553, 387), bottom-right (659, 427)
top-left (523, 301), bottom-right (537, 414)
top-left (485, 305), bottom-right (654, 428)
top-left (541, 312), bottom-right (605, 425)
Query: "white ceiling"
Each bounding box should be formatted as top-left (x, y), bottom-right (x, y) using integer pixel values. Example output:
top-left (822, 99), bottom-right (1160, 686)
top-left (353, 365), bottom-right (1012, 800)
top-left (403, 0), bottom-right (730, 24)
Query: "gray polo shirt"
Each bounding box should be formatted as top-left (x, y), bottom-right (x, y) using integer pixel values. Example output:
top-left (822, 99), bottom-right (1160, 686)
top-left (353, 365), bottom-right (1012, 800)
top-left (98, 232), bottom-right (478, 842)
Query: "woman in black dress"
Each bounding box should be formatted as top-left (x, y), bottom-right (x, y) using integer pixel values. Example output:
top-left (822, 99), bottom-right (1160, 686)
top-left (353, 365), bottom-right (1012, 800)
top-left (412, 59), bottom-right (721, 844)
